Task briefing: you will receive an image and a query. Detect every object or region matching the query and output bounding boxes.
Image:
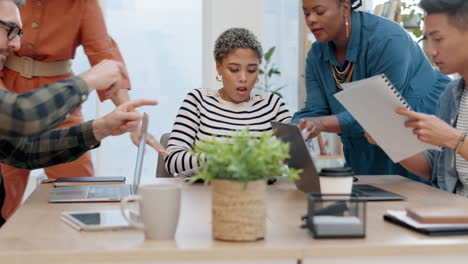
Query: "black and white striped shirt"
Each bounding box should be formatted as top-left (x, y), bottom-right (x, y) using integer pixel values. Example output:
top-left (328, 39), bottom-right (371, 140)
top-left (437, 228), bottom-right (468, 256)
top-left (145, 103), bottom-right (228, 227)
top-left (164, 89), bottom-right (291, 175)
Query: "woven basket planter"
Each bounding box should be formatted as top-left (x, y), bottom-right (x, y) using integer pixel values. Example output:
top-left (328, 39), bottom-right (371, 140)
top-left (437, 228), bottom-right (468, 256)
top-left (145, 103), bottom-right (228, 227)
top-left (211, 179), bottom-right (266, 241)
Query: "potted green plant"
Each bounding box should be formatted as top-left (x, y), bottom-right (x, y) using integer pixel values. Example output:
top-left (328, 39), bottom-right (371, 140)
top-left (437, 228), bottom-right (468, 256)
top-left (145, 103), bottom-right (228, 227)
top-left (191, 128), bottom-right (300, 241)
top-left (401, 2), bottom-right (424, 40)
top-left (255, 46), bottom-right (286, 98)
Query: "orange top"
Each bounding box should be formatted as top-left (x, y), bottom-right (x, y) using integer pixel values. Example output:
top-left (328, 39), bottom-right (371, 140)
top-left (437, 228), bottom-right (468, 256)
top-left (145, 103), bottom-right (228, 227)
top-left (2, 0), bottom-right (131, 101)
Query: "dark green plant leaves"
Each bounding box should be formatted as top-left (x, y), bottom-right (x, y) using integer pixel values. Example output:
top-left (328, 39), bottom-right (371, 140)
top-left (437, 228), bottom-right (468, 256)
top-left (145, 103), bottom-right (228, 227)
top-left (190, 128), bottom-right (301, 184)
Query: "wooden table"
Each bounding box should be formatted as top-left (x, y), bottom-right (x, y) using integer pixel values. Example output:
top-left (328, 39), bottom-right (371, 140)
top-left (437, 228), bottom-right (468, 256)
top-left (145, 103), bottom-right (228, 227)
top-left (1, 176), bottom-right (468, 264)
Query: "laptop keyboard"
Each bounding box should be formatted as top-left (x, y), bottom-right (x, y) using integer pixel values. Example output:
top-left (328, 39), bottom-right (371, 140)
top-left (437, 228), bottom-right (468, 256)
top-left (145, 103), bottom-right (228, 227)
top-left (87, 185), bottom-right (131, 199)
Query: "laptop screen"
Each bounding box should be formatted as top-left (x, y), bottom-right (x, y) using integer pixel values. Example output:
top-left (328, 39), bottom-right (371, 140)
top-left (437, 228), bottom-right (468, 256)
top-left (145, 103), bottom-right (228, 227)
top-left (271, 121), bottom-right (321, 193)
top-left (271, 122), bottom-right (406, 201)
top-left (132, 113), bottom-right (148, 193)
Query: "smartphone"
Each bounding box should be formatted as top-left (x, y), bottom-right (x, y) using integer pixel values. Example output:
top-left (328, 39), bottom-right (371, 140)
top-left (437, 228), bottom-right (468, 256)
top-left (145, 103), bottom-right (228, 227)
top-left (61, 210), bottom-right (133, 231)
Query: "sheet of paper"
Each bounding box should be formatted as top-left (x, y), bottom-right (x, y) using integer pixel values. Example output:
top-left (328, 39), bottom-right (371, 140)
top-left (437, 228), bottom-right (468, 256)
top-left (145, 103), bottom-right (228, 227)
top-left (335, 74), bottom-right (440, 162)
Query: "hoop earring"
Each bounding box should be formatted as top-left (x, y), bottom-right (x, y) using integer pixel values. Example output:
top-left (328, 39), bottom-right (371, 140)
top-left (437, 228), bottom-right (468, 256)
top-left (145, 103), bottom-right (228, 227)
top-left (216, 74), bottom-right (222, 82)
top-left (345, 16), bottom-right (349, 39)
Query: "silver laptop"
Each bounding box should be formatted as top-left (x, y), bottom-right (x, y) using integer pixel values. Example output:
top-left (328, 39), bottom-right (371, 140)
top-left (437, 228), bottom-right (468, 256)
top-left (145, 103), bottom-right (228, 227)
top-left (49, 113), bottom-right (149, 203)
top-left (271, 121), bottom-right (405, 201)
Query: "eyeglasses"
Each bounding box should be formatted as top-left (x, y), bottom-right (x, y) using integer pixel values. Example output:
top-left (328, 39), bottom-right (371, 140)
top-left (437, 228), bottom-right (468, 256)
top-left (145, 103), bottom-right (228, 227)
top-left (0, 19), bottom-right (23, 41)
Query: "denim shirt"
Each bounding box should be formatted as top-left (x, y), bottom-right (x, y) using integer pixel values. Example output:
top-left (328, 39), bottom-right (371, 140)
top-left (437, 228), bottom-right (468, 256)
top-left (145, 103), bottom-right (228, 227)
top-left (425, 79), bottom-right (466, 193)
top-left (292, 10), bottom-right (450, 177)
top-left (293, 11), bottom-right (449, 135)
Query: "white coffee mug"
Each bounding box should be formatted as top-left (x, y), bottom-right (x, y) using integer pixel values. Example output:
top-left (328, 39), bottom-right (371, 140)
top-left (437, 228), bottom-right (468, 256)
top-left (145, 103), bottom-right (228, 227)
top-left (120, 184), bottom-right (181, 240)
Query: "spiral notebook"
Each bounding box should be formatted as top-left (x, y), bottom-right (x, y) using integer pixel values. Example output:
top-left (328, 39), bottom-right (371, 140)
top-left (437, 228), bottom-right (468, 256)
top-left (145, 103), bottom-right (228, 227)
top-left (334, 74), bottom-right (440, 163)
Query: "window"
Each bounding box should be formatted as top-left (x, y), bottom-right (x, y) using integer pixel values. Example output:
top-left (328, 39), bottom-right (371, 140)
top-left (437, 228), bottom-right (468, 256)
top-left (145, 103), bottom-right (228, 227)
top-left (264, 0), bottom-right (299, 113)
top-left (70, 0), bottom-right (303, 180)
top-left (73, 0), bottom-right (202, 180)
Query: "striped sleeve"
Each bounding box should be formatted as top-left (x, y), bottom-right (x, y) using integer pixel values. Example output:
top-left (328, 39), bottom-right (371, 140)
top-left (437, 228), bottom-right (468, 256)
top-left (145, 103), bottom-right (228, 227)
top-left (0, 76), bottom-right (89, 138)
top-left (273, 95), bottom-right (292, 123)
top-left (164, 91), bottom-right (203, 175)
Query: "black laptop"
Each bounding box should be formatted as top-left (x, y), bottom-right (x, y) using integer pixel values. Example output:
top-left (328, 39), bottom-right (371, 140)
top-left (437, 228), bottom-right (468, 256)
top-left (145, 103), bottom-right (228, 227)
top-left (271, 122), bottom-right (405, 201)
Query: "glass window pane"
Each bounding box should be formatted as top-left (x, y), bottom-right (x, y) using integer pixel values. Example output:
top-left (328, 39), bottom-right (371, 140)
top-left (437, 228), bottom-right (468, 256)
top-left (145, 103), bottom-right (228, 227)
top-left (264, 0), bottom-right (299, 113)
top-left (73, 0), bottom-right (202, 179)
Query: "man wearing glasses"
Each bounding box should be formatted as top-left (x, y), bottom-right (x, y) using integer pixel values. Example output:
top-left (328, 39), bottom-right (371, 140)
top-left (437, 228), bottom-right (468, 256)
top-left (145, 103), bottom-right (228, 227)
top-left (1, 0), bottom-right (168, 221)
top-left (0, 19), bottom-right (22, 68)
top-left (0, 0), bottom-right (157, 226)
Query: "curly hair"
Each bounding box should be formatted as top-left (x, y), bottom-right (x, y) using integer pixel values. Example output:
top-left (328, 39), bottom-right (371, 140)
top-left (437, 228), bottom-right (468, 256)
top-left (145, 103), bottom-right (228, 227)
top-left (420, 0), bottom-right (468, 31)
top-left (213, 28), bottom-right (263, 64)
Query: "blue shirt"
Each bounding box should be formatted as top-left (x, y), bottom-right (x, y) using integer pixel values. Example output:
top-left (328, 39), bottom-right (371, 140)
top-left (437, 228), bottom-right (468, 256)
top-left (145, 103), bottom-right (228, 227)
top-left (293, 11), bottom-right (450, 178)
top-left (425, 79), bottom-right (466, 193)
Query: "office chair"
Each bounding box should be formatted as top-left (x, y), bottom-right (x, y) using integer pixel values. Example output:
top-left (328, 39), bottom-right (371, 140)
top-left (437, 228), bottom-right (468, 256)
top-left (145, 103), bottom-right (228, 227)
top-left (156, 133), bottom-right (173, 177)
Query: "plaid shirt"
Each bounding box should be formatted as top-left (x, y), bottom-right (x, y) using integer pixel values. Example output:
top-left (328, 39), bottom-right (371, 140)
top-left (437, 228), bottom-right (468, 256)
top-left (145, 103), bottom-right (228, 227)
top-left (0, 76), bottom-right (100, 219)
top-left (0, 77), bottom-right (91, 137)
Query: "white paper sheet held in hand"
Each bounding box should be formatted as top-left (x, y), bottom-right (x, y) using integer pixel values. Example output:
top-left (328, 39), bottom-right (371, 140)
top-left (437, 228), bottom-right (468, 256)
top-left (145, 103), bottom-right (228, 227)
top-left (334, 74), bottom-right (441, 163)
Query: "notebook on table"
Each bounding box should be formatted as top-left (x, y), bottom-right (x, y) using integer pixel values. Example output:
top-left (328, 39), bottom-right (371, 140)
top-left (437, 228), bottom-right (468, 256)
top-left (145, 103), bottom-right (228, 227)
top-left (48, 113), bottom-right (149, 203)
top-left (405, 207), bottom-right (468, 224)
top-left (271, 121), bottom-right (405, 201)
top-left (384, 210), bottom-right (468, 236)
top-left (334, 74), bottom-right (440, 163)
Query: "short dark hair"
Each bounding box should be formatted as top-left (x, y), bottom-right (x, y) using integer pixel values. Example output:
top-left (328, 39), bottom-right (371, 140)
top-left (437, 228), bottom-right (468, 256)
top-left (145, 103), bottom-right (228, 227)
top-left (419, 0), bottom-right (468, 31)
top-left (214, 28), bottom-right (263, 64)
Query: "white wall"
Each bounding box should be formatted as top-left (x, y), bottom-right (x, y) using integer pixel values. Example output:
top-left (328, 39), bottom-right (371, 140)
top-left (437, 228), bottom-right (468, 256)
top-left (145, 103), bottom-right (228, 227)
top-left (202, 0), bottom-right (264, 90)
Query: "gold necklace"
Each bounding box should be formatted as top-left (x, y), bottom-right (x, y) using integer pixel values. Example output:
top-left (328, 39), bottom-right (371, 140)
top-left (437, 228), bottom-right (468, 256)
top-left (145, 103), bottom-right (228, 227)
top-left (331, 62), bottom-right (355, 89)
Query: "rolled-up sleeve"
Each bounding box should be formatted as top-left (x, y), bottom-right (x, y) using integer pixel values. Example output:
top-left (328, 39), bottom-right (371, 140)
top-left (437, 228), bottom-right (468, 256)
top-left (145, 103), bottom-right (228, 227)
top-left (335, 111), bottom-right (360, 135)
top-left (292, 54), bottom-right (331, 123)
top-left (80, 0), bottom-right (131, 102)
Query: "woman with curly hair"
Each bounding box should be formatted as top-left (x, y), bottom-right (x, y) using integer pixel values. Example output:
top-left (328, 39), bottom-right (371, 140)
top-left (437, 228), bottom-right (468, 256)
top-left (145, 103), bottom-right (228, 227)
top-left (293, 0), bottom-right (450, 182)
top-left (164, 28), bottom-right (291, 175)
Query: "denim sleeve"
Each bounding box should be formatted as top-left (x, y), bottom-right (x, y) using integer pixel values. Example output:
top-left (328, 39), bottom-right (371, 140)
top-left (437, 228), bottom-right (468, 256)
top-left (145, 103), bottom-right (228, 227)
top-left (424, 149), bottom-right (438, 185)
top-left (335, 111), bottom-right (359, 134)
top-left (424, 150), bottom-right (436, 170)
top-left (292, 54), bottom-right (331, 123)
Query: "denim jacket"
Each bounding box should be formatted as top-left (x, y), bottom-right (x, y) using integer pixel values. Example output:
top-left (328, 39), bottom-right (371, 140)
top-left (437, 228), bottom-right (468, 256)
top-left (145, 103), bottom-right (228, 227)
top-left (425, 78), bottom-right (466, 192)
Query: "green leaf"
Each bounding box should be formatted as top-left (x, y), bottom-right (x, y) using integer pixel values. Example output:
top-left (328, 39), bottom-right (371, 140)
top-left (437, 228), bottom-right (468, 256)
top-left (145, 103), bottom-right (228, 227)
top-left (413, 28), bottom-right (423, 38)
top-left (190, 128), bottom-right (301, 184)
top-left (272, 69), bottom-right (281, 75)
top-left (272, 91), bottom-right (283, 98)
top-left (264, 46), bottom-right (276, 61)
top-left (268, 68), bottom-right (274, 78)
